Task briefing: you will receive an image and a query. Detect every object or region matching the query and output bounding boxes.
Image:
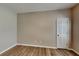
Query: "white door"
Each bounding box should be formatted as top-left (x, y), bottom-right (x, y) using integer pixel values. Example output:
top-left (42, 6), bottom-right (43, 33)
top-left (57, 17), bottom-right (70, 48)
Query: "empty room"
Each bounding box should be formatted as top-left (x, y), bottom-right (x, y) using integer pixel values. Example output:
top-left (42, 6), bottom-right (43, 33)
top-left (0, 3), bottom-right (79, 56)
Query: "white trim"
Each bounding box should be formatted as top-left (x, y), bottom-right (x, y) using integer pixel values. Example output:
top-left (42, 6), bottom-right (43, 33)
top-left (71, 49), bottom-right (79, 55)
top-left (66, 48), bottom-right (79, 55)
top-left (17, 43), bottom-right (79, 55)
top-left (17, 43), bottom-right (57, 49)
top-left (0, 44), bottom-right (16, 54)
top-left (0, 43), bottom-right (79, 55)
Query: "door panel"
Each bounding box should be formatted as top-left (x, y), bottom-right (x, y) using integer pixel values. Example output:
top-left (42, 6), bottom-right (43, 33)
top-left (57, 17), bottom-right (70, 48)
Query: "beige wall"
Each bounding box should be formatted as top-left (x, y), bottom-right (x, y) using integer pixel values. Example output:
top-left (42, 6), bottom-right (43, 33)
top-left (0, 6), bottom-right (17, 52)
top-left (17, 9), bottom-right (71, 47)
top-left (72, 5), bottom-right (79, 53)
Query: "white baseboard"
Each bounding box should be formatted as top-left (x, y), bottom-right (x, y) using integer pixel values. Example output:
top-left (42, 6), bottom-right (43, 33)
top-left (67, 48), bottom-right (79, 55)
top-left (0, 44), bottom-right (16, 54)
top-left (71, 49), bottom-right (79, 55)
top-left (0, 43), bottom-right (79, 55)
top-left (17, 43), bottom-right (57, 49)
top-left (17, 43), bottom-right (79, 55)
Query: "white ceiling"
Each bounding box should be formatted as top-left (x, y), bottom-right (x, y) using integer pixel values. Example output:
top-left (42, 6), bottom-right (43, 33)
top-left (0, 3), bottom-right (76, 13)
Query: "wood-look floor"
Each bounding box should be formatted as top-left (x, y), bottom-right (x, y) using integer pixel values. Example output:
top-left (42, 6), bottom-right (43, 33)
top-left (0, 45), bottom-right (78, 56)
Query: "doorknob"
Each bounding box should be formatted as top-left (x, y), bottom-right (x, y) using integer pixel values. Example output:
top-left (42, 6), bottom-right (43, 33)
top-left (57, 34), bottom-right (59, 36)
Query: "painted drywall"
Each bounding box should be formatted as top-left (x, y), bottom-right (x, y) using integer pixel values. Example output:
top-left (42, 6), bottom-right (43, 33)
top-left (0, 6), bottom-right (17, 52)
top-left (17, 9), bottom-right (71, 47)
top-left (72, 5), bottom-right (79, 53)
